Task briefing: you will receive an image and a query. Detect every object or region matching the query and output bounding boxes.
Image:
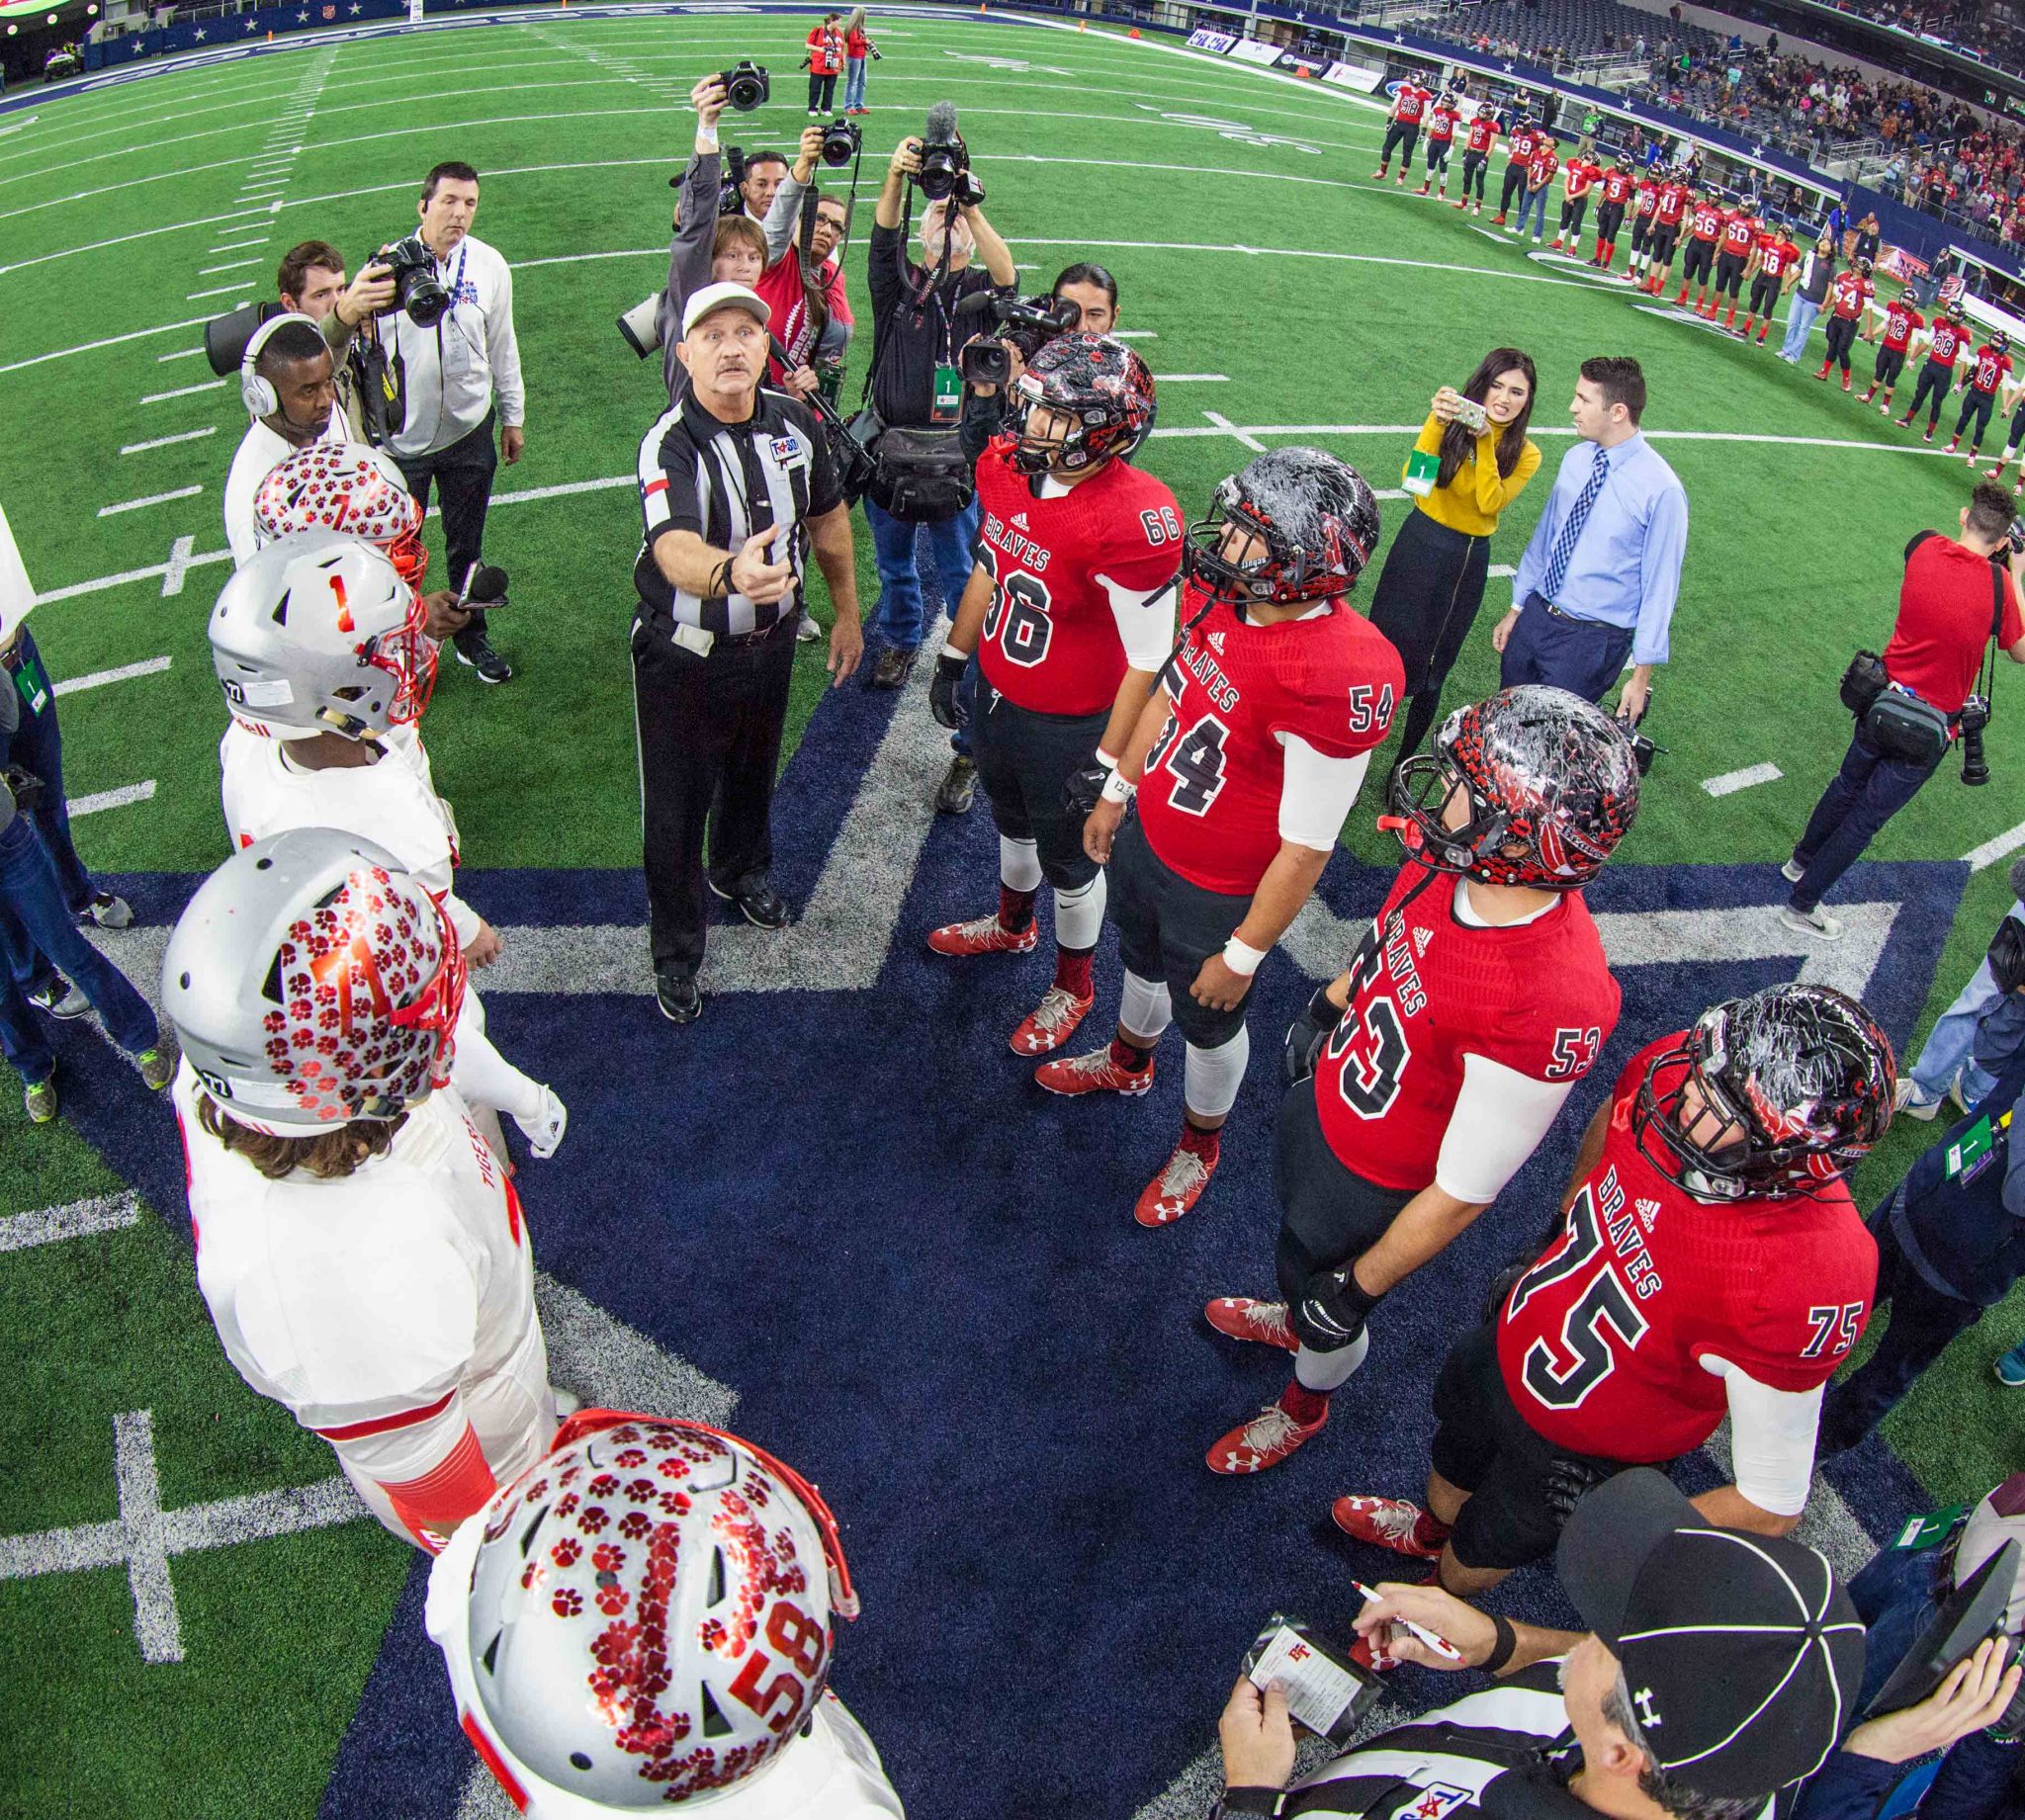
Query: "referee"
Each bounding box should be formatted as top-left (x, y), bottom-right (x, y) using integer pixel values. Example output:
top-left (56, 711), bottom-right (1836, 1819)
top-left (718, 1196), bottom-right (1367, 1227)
top-left (633, 282), bottom-right (862, 1025)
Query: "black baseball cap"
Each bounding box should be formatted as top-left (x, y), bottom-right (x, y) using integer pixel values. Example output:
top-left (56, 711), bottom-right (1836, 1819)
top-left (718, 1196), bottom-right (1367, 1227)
top-left (1557, 1470), bottom-right (1866, 1798)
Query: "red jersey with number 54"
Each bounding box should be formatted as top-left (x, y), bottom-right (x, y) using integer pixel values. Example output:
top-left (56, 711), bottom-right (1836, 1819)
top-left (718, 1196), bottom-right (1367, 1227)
top-left (1495, 1037), bottom-right (1875, 1460)
top-left (1137, 584), bottom-right (1404, 896)
top-left (1311, 860), bottom-right (1620, 1192)
top-left (973, 442), bottom-right (1183, 717)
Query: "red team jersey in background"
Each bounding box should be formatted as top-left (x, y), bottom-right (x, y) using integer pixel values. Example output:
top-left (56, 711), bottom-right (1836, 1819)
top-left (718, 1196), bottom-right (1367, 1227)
top-left (1655, 182), bottom-right (1690, 224)
top-left (1527, 146), bottom-right (1560, 187)
top-left (1507, 126), bottom-right (1540, 164)
top-left (1883, 303), bottom-right (1925, 352)
top-left (1137, 587), bottom-right (1404, 897)
top-left (1311, 861), bottom-right (1620, 1192)
top-left (1494, 1038), bottom-right (1875, 1461)
top-left (1563, 159), bottom-right (1599, 198)
top-left (1633, 181), bottom-right (1660, 219)
top-left (1719, 215), bottom-right (1756, 257)
top-left (1970, 344), bottom-right (2014, 393)
top-left (1687, 202), bottom-right (1721, 243)
top-left (1602, 168), bottom-right (1636, 206)
top-left (1829, 270), bottom-right (1874, 319)
top-left (1465, 114), bottom-right (1498, 155)
top-left (1391, 83), bottom-right (1431, 122)
top-left (1428, 103), bottom-right (1458, 140)
top-left (1755, 234), bottom-right (1800, 278)
top-left (1925, 319), bottom-right (1970, 370)
top-left (973, 445), bottom-right (1182, 717)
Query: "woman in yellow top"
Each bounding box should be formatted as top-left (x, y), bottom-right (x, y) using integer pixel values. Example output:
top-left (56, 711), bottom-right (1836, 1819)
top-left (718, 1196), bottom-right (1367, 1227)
top-left (1368, 347), bottom-right (1541, 771)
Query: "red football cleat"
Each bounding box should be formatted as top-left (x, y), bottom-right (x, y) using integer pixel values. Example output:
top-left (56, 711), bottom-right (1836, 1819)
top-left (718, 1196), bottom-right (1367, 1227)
top-left (1371, 167), bottom-right (1387, 180)
top-left (1841, 374), bottom-right (1852, 391)
top-left (927, 913), bottom-right (1038, 958)
top-left (1674, 287), bottom-right (1690, 305)
top-left (1417, 182), bottom-right (1430, 196)
top-left (1009, 984), bottom-right (1093, 1057)
top-left (1205, 1401), bottom-right (1326, 1475)
top-left (1204, 1296), bottom-right (1297, 1353)
top-left (1490, 213), bottom-right (1507, 225)
top-left (1549, 236), bottom-right (1562, 250)
top-left (1946, 438), bottom-right (1961, 455)
top-left (1034, 1044), bottom-right (1155, 1097)
top-left (1815, 363), bottom-right (1832, 380)
top-left (1332, 1494), bottom-right (1446, 1558)
top-left (1135, 1138), bottom-right (1217, 1227)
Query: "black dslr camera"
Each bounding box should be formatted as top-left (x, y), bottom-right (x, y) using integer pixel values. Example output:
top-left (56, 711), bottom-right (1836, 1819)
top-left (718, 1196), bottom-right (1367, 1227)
top-left (1962, 694), bottom-right (1992, 787)
top-left (719, 60), bottom-right (769, 111)
top-left (916, 134), bottom-right (983, 205)
top-left (957, 293), bottom-right (1081, 387)
top-left (820, 116), bottom-right (861, 167)
top-left (376, 234), bottom-right (450, 327)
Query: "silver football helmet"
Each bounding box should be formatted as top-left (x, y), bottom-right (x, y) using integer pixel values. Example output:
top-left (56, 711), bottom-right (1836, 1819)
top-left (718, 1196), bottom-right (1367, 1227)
top-left (163, 827), bottom-right (466, 1133)
top-left (209, 533), bottom-right (436, 740)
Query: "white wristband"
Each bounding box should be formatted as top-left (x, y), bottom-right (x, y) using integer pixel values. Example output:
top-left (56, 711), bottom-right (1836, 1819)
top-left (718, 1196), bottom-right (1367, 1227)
top-left (1096, 746), bottom-right (1120, 770)
top-left (1223, 935), bottom-right (1268, 976)
top-left (1100, 769), bottom-right (1135, 806)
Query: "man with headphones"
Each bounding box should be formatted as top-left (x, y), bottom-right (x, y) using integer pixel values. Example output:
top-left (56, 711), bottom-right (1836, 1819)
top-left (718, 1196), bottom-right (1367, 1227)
top-left (222, 313), bottom-right (351, 567)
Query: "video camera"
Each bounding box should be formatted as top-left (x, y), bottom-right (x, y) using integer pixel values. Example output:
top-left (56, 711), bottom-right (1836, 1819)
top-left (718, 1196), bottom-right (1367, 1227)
top-left (954, 291), bottom-right (1081, 387)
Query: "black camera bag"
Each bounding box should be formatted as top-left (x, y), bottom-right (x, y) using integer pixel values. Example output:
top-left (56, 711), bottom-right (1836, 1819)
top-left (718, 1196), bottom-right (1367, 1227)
top-left (1839, 650), bottom-right (1888, 717)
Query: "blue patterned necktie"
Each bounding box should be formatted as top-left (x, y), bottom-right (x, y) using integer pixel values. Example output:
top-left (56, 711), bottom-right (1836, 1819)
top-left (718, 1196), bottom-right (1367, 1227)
top-left (1541, 444), bottom-right (1611, 603)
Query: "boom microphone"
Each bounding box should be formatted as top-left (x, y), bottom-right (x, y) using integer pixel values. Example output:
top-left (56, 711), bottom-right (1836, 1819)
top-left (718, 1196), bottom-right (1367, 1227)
top-left (924, 100), bottom-right (958, 144)
top-left (952, 290), bottom-right (1001, 319)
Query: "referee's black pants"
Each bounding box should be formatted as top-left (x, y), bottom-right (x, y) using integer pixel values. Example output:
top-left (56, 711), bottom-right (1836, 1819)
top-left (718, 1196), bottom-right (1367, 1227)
top-left (632, 613), bottom-right (796, 974)
top-left (395, 410), bottom-right (498, 637)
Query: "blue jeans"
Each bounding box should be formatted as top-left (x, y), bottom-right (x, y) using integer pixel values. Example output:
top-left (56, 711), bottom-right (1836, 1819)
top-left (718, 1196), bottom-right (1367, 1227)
top-left (1789, 724), bottom-right (1943, 913)
top-left (1518, 185), bottom-right (1549, 236)
top-left (843, 55), bottom-right (866, 109)
top-left (1780, 295), bottom-right (1822, 360)
top-left (0, 814), bottom-right (155, 1084)
top-left (4, 624), bottom-right (98, 913)
top-left (1908, 921), bottom-right (2019, 1104)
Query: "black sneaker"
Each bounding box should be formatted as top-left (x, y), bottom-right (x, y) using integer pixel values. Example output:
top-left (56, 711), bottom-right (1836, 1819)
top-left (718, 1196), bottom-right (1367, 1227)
top-left (77, 891), bottom-right (132, 929)
top-left (453, 627), bottom-right (514, 684)
top-left (28, 976), bottom-right (89, 1018)
top-left (868, 644), bottom-right (917, 690)
top-left (708, 878), bottom-right (790, 929)
top-left (655, 964), bottom-right (702, 1024)
top-left (935, 754), bottom-right (977, 815)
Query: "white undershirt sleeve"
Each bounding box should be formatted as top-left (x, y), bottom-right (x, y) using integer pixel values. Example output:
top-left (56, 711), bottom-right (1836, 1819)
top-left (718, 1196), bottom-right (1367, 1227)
top-left (1277, 733), bottom-right (1371, 851)
top-left (1433, 1054), bottom-right (1577, 1204)
top-left (1097, 572), bottom-right (1179, 673)
top-left (1702, 1353), bottom-right (1822, 1517)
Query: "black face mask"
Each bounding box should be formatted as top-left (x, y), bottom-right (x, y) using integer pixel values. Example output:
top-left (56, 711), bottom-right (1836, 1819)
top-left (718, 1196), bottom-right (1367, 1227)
top-left (1989, 915), bottom-right (2025, 997)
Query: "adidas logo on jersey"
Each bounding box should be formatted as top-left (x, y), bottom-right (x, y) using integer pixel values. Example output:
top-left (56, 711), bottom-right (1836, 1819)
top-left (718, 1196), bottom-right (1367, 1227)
top-left (1208, 631), bottom-right (1226, 652)
top-left (1636, 1198), bottom-right (1661, 1232)
top-left (1011, 511), bottom-right (1030, 530)
top-left (1414, 925), bottom-right (1434, 956)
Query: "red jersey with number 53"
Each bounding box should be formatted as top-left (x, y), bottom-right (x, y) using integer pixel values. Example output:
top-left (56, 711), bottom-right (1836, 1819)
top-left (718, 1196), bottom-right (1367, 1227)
top-left (1311, 860), bottom-right (1620, 1192)
top-left (1137, 585), bottom-right (1404, 896)
top-left (973, 442), bottom-right (1182, 717)
top-left (1495, 1037), bottom-right (1875, 1460)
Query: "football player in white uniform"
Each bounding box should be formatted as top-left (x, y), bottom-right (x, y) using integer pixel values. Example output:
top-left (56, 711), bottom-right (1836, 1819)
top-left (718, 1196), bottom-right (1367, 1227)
top-left (429, 1409), bottom-right (905, 1818)
top-left (208, 533), bottom-right (564, 1157)
top-left (165, 828), bottom-right (559, 1549)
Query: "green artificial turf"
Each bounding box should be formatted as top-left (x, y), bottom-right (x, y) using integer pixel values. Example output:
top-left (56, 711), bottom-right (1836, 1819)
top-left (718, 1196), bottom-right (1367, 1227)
top-left (0, 12), bottom-right (2020, 1808)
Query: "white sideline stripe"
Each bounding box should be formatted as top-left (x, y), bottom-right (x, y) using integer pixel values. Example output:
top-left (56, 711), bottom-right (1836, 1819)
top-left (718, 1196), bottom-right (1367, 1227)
top-left (0, 1192), bottom-right (141, 1255)
top-left (1202, 409), bottom-right (1264, 452)
top-left (198, 258), bottom-right (263, 275)
top-left (1964, 821), bottom-right (2025, 871)
top-left (99, 487), bottom-right (202, 518)
top-left (139, 380), bottom-right (224, 404)
top-left (54, 656), bottom-right (171, 697)
top-left (1153, 373), bottom-right (1226, 382)
top-left (156, 347), bottom-right (204, 363)
top-left (185, 283), bottom-right (250, 301)
top-left (1112, 329), bottom-right (1157, 338)
top-left (1489, 563), bottom-right (1517, 578)
top-left (120, 427), bottom-right (215, 455)
top-left (0, 311), bottom-right (224, 376)
top-left (1703, 762), bottom-right (1784, 798)
top-left (114, 1412), bottom-right (181, 1665)
top-left (69, 781), bottom-right (156, 818)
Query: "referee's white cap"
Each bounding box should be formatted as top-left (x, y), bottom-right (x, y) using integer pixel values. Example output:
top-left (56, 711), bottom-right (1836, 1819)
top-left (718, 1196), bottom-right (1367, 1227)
top-left (681, 282), bottom-right (772, 337)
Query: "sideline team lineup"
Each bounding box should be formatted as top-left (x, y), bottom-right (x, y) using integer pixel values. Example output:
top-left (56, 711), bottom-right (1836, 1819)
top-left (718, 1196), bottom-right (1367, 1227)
top-left (6, 17), bottom-right (2025, 1819)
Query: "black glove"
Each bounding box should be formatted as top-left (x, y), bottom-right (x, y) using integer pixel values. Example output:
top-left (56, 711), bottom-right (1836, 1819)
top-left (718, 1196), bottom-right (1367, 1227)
top-left (1541, 1454), bottom-right (1617, 1523)
top-left (1063, 758), bottom-right (1110, 822)
top-left (1281, 983), bottom-right (1340, 1087)
top-left (929, 651), bottom-right (969, 731)
top-left (2, 765), bottom-right (46, 817)
top-left (1481, 1258), bottom-right (1532, 1327)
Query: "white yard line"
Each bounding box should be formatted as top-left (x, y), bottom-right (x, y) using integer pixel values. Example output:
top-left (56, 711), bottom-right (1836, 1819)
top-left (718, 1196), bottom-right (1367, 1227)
top-left (1199, 409), bottom-right (1264, 452)
top-left (54, 656), bottom-right (171, 696)
top-left (1153, 373), bottom-right (1227, 382)
top-left (139, 379), bottom-right (225, 404)
top-left (0, 310), bottom-right (225, 376)
top-left (68, 780), bottom-right (157, 818)
top-left (120, 427), bottom-right (216, 456)
top-left (1703, 762), bottom-right (1784, 798)
top-left (98, 486), bottom-right (203, 518)
top-left (197, 257), bottom-right (264, 275)
top-left (185, 282), bottom-right (250, 301)
top-left (155, 347), bottom-right (205, 363)
top-left (0, 1191), bottom-right (141, 1254)
top-left (1964, 821), bottom-right (2025, 872)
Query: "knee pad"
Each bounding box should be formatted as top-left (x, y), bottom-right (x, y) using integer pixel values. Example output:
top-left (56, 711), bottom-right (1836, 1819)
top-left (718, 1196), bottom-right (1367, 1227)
top-left (1053, 870), bottom-right (1106, 951)
top-left (1184, 1026), bottom-right (1250, 1120)
top-left (1119, 970), bottom-right (1173, 1044)
top-left (1000, 835), bottom-right (1042, 894)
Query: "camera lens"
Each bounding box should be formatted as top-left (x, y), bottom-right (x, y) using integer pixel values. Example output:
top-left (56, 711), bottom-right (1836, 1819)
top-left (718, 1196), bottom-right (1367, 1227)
top-left (821, 118), bottom-right (858, 166)
top-left (959, 339), bottom-right (1010, 388)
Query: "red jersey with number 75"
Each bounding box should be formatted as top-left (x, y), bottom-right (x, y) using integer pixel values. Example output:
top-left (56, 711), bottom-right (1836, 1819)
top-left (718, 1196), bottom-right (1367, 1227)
top-left (973, 441), bottom-right (1182, 717)
top-left (1136, 584), bottom-right (1404, 896)
top-left (1494, 1037), bottom-right (1875, 1460)
top-left (1310, 860), bottom-right (1620, 1192)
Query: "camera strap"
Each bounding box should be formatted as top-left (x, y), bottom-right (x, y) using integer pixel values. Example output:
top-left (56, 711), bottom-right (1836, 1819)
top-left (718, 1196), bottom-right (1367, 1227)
top-left (1984, 561), bottom-right (2006, 720)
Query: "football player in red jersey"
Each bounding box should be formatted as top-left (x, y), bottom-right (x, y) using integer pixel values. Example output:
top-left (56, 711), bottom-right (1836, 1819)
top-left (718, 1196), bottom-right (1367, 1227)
top-left (1859, 294), bottom-right (1923, 411)
top-left (1039, 451), bottom-right (1404, 1230)
top-left (926, 335), bottom-right (1181, 1059)
top-left (1739, 222), bottom-right (1799, 343)
top-left (1624, 171), bottom-right (1659, 284)
top-left (1200, 687), bottom-right (1639, 1476)
top-left (1453, 106), bottom-right (1497, 215)
top-left (1711, 203), bottom-right (1756, 326)
top-left (1549, 151), bottom-right (1598, 254)
top-left (1899, 300), bottom-right (1971, 443)
top-left (1816, 256), bottom-right (1875, 391)
top-left (1589, 155), bottom-right (1635, 269)
top-left (1640, 167), bottom-right (1690, 296)
top-left (1947, 329), bottom-right (2015, 462)
top-left (1492, 116), bottom-right (1540, 225)
top-left (1673, 191), bottom-right (1722, 312)
top-left (1333, 985), bottom-right (1892, 1596)
top-left (1373, 80), bottom-right (1431, 184)
top-left (1982, 358), bottom-right (2025, 484)
top-left (1418, 92), bottom-right (1458, 199)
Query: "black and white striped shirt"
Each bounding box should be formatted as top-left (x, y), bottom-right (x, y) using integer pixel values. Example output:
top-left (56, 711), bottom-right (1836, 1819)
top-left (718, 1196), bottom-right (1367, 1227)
top-left (633, 388), bottom-right (841, 637)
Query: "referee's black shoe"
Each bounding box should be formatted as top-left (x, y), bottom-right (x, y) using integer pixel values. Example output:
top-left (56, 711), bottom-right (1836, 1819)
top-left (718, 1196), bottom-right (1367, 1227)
top-left (656, 964), bottom-right (702, 1024)
top-left (709, 876), bottom-right (790, 929)
top-left (453, 626), bottom-right (514, 684)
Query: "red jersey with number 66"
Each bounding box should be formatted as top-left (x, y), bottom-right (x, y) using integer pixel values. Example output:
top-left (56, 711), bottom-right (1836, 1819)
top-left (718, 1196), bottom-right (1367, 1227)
top-left (1311, 860), bottom-right (1620, 1192)
top-left (1494, 1037), bottom-right (1875, 1461)
top-left (973, 441), bottom-right (1182, 717)
top-left (1137, 585), bottom-right (1404, 897)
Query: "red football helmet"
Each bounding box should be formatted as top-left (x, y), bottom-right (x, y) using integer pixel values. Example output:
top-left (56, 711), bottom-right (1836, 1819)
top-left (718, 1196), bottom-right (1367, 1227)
top-left (1004, 332), bottom-right (1156, 475)
top-left (254, 442), bottom-right (428, 585)
top-left (1385, 685), bottom-right (1640, 889)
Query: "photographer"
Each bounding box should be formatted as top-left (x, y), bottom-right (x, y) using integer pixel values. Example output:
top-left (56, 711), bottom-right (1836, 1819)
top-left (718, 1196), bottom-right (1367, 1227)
top-left (222, 315), bottom-right (352, 567)
top-left (956, 261), bottom-right (1120, 465)
top-left (638, 75), bottom-right (740, 407)
top-left (737, 149), bottom-right (789, 224)
top-left (758, 125), bottom-right (856, 392)
top-left (1781, 480), bottom-right (2025, 942)
top-left (860, 124), bottom-right (1016, 693)
top-left (385, 160), bottom-right (525, 685)
top-left (842, 5), bottom-right (876, 115)
top-left (274, 239), bottom-right (395, 430)
top-left (804, 12), bottom-right (843, 118)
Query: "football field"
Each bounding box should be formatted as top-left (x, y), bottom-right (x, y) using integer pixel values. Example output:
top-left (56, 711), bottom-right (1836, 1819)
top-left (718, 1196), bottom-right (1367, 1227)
top-left (1, 8), bottom-right (2023, 1814)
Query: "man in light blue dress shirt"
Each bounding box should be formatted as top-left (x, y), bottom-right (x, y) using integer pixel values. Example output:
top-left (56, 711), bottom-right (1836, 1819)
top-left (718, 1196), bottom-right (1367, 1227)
top-left (1494, 357), bottom-right (1689, 724)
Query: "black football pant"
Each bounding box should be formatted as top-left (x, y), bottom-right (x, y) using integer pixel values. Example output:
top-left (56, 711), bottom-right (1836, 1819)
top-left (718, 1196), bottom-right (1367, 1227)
top-left (1423, 138), bottom-right (1451, 177)
top-left (1747, 274), bottom-right (1780, 320)
top-left (1823, 314), bottom-right (1859, 374)
top-left (1957, 387), bottom-right (1998, 445)
top-left (394, 410), bottom-right (498, 637)
top-left (1558, 197), bottom-right (1588, 237)
top-left (1498, 161), bottom-right (1527, 214)
top-left (1458, 152), bottom-right (1487, 201)
top-left (1378, 121), bottom-right (1419, 167)
top-left (1873, 346), bottom-right (1905, 390)
top-left (1908, 359), bottom-right (1953, 428)
top-left (2007, 399), bottom-right (2025, 449)
top-left (1595, 202), bottom-right (1624, 246)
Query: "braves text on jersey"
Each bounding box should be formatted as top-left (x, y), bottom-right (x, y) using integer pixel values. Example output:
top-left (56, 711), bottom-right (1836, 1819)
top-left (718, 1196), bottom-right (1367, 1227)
top-left (1883, 303), bottom-right (1925, 352)
top-left (1687, 201), bottom-right (1721, 242)
top-left (973, 442), bottom-right (1183, 717)
top-left (1494, 1037), bottom-right (1875, 1461)
top-left (1829, 271), bottom-right (1874, 320)
top-left (1926, 320), bottom-right (1969, 369)
top-left (1465, 114), bottom-right (1497, 156)
top-left (1310, 861), bottom-right (1620, 1192)
top-left (1136, 583), bottom-right (1404, 896)
top-left (1971, 344), bottom-right (2015, 393)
